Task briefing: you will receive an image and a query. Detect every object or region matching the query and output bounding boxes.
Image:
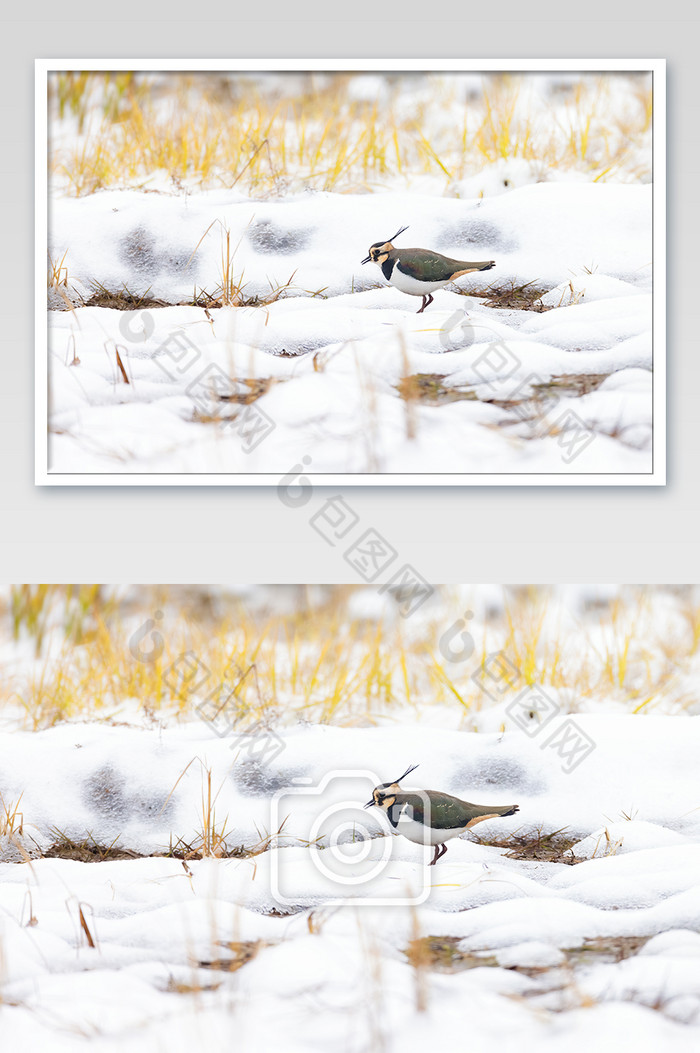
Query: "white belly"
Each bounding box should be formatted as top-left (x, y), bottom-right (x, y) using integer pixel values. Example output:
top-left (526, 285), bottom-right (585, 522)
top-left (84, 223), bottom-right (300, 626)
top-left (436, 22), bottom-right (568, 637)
top-left (389, 264), bottom-right (450, 297)
top-left (394, 812), bottom-right (466, 847)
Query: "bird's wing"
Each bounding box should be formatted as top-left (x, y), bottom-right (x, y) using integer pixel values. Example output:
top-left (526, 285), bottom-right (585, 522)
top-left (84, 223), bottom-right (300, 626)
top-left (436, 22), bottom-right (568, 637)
top-left (396, 250), bottom-right (492, 282)
top-left (399, 791), bottom-right (471, 830)
top-left (394, 250), bottom-right (455, 282)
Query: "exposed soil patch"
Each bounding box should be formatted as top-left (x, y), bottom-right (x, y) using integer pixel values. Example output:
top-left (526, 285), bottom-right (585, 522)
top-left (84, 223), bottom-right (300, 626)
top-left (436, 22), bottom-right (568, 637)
top-left (407, 934), bottom-right (651, 977)
top-left (531, 373), bottom-right (610, 397)
top-left (84, 287), bottom-right (171, 309)
top-left (570, 935), bottom-right (651, 963)
top-left (45, 834), bottom-right (143, 862)
top-left (473, 827), bottom-right (580, 865)
top-left (199, 940), bottom-right (266, 972)
top-left (406, 936), bottom-right (498, 973)
top-left (397, 373), bottom-right (478, 405)
top-left (482, 280), bottom-right (552, 311)
top-left (217, 377), bottom-right (275, 405)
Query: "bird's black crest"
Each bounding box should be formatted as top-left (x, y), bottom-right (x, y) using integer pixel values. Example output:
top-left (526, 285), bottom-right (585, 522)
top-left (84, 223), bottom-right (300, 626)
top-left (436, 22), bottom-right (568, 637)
top-left (386, 225), bottom-right (409, 244)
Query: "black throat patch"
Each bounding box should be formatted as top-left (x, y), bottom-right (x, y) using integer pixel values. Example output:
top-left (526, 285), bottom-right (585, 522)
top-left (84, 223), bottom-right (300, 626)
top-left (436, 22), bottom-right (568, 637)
top-left (387, 801), bottom-right (403, 828)
top-left (381, 257), bottom-right (396, 281)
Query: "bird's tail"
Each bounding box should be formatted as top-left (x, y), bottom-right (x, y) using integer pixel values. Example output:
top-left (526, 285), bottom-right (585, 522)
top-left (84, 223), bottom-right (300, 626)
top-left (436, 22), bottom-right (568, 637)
top-left (463, 802), bottom-right (519, 828)
top-left (450, 259), bottom-right (496, 279)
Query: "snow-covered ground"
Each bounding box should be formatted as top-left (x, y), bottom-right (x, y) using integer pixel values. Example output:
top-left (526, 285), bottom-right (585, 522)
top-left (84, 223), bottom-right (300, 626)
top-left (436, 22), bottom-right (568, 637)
top-left (44, 69), bottom-right (659, 479)
top-left (1, 585), bottom-right (699, 1049)
top-left (47, 183), bottom-right (653, 476)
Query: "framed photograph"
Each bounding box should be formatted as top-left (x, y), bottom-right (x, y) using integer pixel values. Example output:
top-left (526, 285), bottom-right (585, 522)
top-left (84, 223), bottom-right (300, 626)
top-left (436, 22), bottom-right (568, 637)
top-left (37, 59), bottom-right (664, 485)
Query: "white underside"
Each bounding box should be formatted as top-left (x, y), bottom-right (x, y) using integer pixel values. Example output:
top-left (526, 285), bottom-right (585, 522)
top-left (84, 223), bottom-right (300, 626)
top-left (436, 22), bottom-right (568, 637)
top-left (387, 264), bottom-right (451, 297)
top-left (393, 812), bottom-right (466, 847)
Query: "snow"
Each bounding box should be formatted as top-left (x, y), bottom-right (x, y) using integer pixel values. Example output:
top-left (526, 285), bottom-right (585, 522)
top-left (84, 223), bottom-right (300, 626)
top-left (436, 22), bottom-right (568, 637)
top-left (3, 716), bottom-right (699, 859)
top-left (46, 181), bottom-right (655, 477)
top-left (1, 712), bottom-right (700, 1049)
top-left (49, 183), bottom-right (652, 306)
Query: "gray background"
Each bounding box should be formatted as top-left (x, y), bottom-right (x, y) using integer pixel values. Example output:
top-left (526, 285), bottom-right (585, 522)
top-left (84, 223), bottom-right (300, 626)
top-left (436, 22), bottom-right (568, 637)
top-left (3, 6), bottom-right (691, 582)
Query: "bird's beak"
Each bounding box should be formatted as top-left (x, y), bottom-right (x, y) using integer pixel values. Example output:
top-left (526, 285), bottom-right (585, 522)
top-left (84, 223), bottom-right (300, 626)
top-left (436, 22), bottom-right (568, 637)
top-left (364, 799), bottom-right (374, 809)
top-left (361, 254), bottom-right (371, 265)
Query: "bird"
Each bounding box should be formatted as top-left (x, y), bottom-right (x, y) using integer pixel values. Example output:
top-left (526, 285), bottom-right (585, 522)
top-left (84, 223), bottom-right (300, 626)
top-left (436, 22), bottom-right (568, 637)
top-left (361, 226), bottom-right (496, 313)
top-left (364, 764), bottom-right (519, 865)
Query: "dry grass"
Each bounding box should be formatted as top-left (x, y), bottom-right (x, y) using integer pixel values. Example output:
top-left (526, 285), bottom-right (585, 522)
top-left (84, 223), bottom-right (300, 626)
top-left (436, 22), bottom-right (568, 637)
top-left (0, 794), bottom-right (24, 839)
top-left (44, 832), bottom-right (141, 862)
top-left (472, 826), bottom-right (580, 865)
top-left (47, 250), bottom-right (70, 290)
top-left (48, 72), bottom-right (653, 198)
top-left (55, 223), bottom-right (325, 312)
top-left (2, 586), bottom-right (699, 730)
top-left (405, 936), bottom-right (498, 973)
top-left (396, 373), bottom-right (479, 407)
top-left (482, 280), bottom-right (551, 312)
top-left (198, 940), bottom-right (265, 972)
top-left (405, 933), bottom-right (650, 976)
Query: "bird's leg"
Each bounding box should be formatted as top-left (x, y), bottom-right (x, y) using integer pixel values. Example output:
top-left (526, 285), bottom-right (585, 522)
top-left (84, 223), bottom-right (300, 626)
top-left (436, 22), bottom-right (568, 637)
top-left (429, 843), bottom-right (446, 866)
top-left (416, 293), bottom-right (434, 314)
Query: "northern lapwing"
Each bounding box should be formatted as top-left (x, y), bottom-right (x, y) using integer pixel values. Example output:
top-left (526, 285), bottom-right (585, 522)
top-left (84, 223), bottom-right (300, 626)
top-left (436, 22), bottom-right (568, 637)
top-left (361, 226), bottom-right (496, 313)
top-left (364, 764), bottom-right (518, 865)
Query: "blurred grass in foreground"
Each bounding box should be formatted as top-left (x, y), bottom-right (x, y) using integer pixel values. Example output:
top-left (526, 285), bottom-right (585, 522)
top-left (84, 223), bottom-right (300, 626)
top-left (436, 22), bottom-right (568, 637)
top-left (1, 585), bottom-right (697, 731)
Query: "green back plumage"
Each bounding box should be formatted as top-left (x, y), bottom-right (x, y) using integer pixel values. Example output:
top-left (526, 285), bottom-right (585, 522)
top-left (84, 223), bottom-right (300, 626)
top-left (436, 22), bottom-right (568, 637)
top-left (395, 791), bottom-right (517, 830)
top-left (392, 248), bottom-right (489, 282)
